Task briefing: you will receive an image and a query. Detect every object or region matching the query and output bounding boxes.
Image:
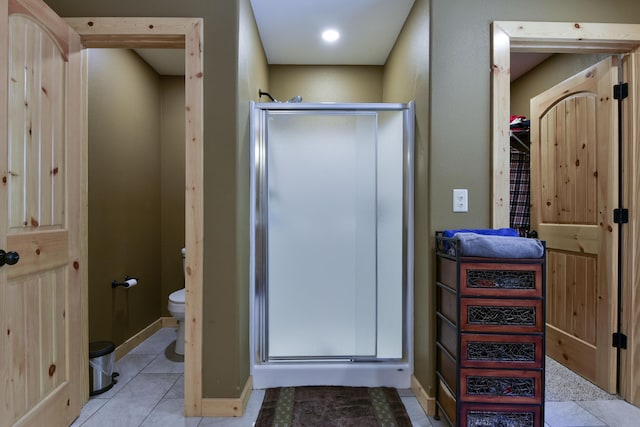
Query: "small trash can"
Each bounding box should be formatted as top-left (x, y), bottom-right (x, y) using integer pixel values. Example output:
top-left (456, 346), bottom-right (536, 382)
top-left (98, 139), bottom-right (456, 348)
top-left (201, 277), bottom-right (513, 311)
top-left (89, 341), bottom-right (118, 396)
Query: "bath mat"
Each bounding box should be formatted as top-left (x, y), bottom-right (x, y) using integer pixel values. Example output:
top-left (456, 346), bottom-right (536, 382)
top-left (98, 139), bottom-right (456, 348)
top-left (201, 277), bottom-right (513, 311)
top-left (254, 386), bottom-right (412, 427)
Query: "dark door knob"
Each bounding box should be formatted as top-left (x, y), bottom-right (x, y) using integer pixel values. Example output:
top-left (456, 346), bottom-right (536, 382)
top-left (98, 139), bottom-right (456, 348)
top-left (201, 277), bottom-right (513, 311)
top-left (0, 250), bottom-right (20, 267)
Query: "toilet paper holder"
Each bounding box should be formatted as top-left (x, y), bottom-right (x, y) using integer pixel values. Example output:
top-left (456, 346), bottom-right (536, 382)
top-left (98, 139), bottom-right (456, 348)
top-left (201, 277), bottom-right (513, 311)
top-left (112, 276), bottom-right (138, 288)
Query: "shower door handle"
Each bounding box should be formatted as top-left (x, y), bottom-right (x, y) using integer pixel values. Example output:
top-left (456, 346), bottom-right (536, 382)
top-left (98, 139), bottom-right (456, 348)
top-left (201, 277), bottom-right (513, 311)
top-left (0, 249), bottom-right (20, 267)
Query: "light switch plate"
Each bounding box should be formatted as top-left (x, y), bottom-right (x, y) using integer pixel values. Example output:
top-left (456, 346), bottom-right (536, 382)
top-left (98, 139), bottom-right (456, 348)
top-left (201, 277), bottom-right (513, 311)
top-left (453, 189), bottom-right (468, 212)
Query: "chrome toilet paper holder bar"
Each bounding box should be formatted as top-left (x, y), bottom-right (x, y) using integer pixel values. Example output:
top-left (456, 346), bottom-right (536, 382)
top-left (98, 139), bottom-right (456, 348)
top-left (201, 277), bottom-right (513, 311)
top-left (112, 276), bottom-right (138, 288)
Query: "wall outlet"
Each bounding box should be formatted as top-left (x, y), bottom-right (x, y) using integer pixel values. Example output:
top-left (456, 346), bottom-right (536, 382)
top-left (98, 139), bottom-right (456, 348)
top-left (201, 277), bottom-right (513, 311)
top-left (453, 189), bottom-right (468, 212)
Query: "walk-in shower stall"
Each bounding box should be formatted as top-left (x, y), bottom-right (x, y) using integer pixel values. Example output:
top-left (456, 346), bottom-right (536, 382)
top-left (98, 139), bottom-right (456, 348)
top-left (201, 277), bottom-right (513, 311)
top-left (250, 102), bottom-right (414, 388)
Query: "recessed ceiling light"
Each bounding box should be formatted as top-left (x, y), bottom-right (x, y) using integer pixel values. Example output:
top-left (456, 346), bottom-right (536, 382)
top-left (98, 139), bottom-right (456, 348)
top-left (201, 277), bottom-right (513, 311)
top-left (322, 29), bottom-right (340, 43)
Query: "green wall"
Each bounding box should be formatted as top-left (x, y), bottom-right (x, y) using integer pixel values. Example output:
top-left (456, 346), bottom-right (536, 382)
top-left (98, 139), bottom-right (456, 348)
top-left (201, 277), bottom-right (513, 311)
top-left (87, 50), bottom-right (185, 345)
top-left (383, 0), bottom-right (430, 395)
top-left (87, 49), bottom-right (161, 345)
top-left (160, 76), bottom-right (186, 317)
top-left (269, 65), bottom-right (384, 102)
top-left (233, 0), bottom-right (269, 396)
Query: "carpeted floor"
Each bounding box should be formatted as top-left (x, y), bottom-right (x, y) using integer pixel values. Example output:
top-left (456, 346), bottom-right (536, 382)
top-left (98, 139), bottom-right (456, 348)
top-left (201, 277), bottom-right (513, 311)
top-left (254, 386), bottom-right (412, 427)
top-left (545, 356), bottom-right (619, 402)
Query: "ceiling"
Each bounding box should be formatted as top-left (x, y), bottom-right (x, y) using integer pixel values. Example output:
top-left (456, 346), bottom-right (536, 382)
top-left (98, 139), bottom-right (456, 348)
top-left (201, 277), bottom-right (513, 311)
top-left (511, 52), bottom-right (553, 82)
top-left (134, 48), bottom-right (185, 76)
top-left (250, 0), bottom-right (415, 65)
top-left (134, 1), bottom-right (550, 80)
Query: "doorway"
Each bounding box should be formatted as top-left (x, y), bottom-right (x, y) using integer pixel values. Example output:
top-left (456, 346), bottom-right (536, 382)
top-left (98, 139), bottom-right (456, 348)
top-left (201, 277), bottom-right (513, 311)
top-left (85, 47), bottom-right (185, 347)
top-left (64, 17), bottom-right (205, 415)
top-left (491, 21), bottom-right (640, 405)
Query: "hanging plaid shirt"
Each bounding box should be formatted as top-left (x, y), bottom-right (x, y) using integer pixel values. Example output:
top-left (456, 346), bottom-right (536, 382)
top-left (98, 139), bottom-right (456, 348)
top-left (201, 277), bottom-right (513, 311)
top-left (510, 148), bottom-right (530, 236)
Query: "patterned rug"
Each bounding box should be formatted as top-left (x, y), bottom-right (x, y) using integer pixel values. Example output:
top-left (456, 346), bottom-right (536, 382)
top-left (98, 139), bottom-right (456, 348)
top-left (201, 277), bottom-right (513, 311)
top-left (254, 386), bottom-right (412, 427)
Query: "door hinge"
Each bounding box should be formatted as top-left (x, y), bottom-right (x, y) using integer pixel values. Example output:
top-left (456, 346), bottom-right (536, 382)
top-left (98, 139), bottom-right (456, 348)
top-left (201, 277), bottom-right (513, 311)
top-left (612, 332), bottom-right (627, 349)
top-left (614, 83), bottom-right (629, 100)
top-left (614, 208), bottom-right (629, 224)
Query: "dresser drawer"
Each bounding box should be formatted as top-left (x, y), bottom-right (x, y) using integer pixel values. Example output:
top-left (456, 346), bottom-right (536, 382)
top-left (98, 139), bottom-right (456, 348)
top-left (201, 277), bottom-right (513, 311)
top-left (461, 298), bottom-right (543, 333)
top-left (437, 379), bottom-right (457, 427)
top-left (438, 256), bottom-right (457, 291)
top-left (460, 333), bottom-right (543, 369)
top-left (460, 403), bottom-right (542, 427)
top-left (437, 345), bottom-right (457, 395)
top-left (460, 262), bottom-right (542, 297)
top-left (437, 316), bottom-right (458, 357)
top-left (437, 285), bottom-right (457, 326)
top-left (460, 368), bottom-right (542, 404)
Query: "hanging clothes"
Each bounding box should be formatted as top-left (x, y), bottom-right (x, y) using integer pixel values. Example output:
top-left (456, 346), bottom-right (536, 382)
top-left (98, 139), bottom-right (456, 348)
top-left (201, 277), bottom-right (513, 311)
top-left (510, 147), bottom-right (530, 236)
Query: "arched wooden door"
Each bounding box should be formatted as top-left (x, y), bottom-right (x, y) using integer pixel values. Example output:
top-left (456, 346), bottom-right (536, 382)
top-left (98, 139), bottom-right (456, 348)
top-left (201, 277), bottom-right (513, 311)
top-left (0, 0), bottom-right (83, 425)
top-left (530, 57), bottom-right (618, 393)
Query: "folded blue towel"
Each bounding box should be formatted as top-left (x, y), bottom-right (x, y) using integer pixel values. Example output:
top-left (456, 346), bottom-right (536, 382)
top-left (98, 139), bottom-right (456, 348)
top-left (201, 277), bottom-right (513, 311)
top-left (454, 232), bottom-right (544, 259)
top-left (440, 228), bottom-right (520, 255)
top-left (443, 228), bottom-right (519, 238)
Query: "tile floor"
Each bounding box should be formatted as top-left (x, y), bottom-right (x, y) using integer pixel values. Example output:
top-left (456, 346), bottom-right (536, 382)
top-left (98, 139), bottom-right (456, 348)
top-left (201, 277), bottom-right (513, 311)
top-left (71, 328), bottom-right (640, 426)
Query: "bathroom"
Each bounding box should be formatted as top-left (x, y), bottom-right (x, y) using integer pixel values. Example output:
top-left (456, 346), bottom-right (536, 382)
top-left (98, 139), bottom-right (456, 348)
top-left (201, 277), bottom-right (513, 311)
top-left (86, 48), bottom-right (186, 351)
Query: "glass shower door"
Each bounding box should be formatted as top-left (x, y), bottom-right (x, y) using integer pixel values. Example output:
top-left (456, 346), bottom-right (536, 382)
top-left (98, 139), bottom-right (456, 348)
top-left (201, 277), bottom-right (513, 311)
top-left (266, 112), bottom-right (378, 359)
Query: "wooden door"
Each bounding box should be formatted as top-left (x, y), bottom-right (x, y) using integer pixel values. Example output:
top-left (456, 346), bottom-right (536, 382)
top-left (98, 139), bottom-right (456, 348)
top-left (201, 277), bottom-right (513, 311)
top-left (0, 0), bottom-right (84, 426)
top-left (530, 57), bottom-right (618, 392)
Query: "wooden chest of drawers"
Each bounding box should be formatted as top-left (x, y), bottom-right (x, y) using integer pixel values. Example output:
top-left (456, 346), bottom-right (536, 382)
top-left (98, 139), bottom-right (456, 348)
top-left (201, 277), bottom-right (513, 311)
top-left (435, 234), bottom-right (545, 427)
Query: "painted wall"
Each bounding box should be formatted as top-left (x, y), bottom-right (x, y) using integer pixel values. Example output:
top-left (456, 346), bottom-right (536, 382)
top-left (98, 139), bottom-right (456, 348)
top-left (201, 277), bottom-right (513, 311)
top-left (269, 65), bottom-right (384, 103)
top-left (224, 0), bottom-right (268, 397)
top-left (160, 77), bottom-right (186, 317)
top-left (511, 53), bottom-right (610, 118)
top-left (87, 49), bottom-right (161, 345)
top-left (382, 0), bottom-right (430, 394)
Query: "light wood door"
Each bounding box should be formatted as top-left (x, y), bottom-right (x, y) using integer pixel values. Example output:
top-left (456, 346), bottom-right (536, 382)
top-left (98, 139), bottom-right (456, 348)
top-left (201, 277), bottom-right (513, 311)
top-left (530, 57), bottom-right (618, 392)
top-left (0, 0), bottom-right (84, 426)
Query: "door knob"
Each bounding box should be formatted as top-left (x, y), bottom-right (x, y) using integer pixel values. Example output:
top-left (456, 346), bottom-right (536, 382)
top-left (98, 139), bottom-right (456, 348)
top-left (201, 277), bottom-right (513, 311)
top-left (0, 250), bottom-right (20, 267)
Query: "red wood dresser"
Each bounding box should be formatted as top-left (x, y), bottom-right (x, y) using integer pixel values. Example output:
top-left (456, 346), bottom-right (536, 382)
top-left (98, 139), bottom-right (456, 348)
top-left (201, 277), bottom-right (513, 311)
top-left (435, 233), bottom-right (545, 427)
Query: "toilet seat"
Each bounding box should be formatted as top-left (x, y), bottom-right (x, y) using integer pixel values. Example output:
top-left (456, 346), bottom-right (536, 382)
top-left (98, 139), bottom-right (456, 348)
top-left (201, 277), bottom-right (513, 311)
top-left (169, 288), bottom-right (185, 304)
top-left (168, 288), bottom-right (186, 314)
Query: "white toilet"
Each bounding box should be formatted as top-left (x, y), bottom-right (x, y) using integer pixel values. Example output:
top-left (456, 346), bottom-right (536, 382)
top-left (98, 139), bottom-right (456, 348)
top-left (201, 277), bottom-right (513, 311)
top-left (168, 248), bottom-right (186, 355)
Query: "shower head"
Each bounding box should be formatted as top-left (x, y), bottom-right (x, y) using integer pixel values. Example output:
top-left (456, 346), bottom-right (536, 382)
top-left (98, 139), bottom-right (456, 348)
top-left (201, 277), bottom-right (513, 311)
top-left (258, 89), bottom-right (277, 102)
top-left (258, 89), bottom-right (302, 103)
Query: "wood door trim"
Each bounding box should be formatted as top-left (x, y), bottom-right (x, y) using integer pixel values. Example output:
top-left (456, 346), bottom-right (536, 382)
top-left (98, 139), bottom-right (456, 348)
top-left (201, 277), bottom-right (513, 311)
top-left (492, 21), bottom-right (640, 228)
top-left (492, 21), bottom-right (640, 404)
top-left (64, 17), bottom-right (204, 416)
